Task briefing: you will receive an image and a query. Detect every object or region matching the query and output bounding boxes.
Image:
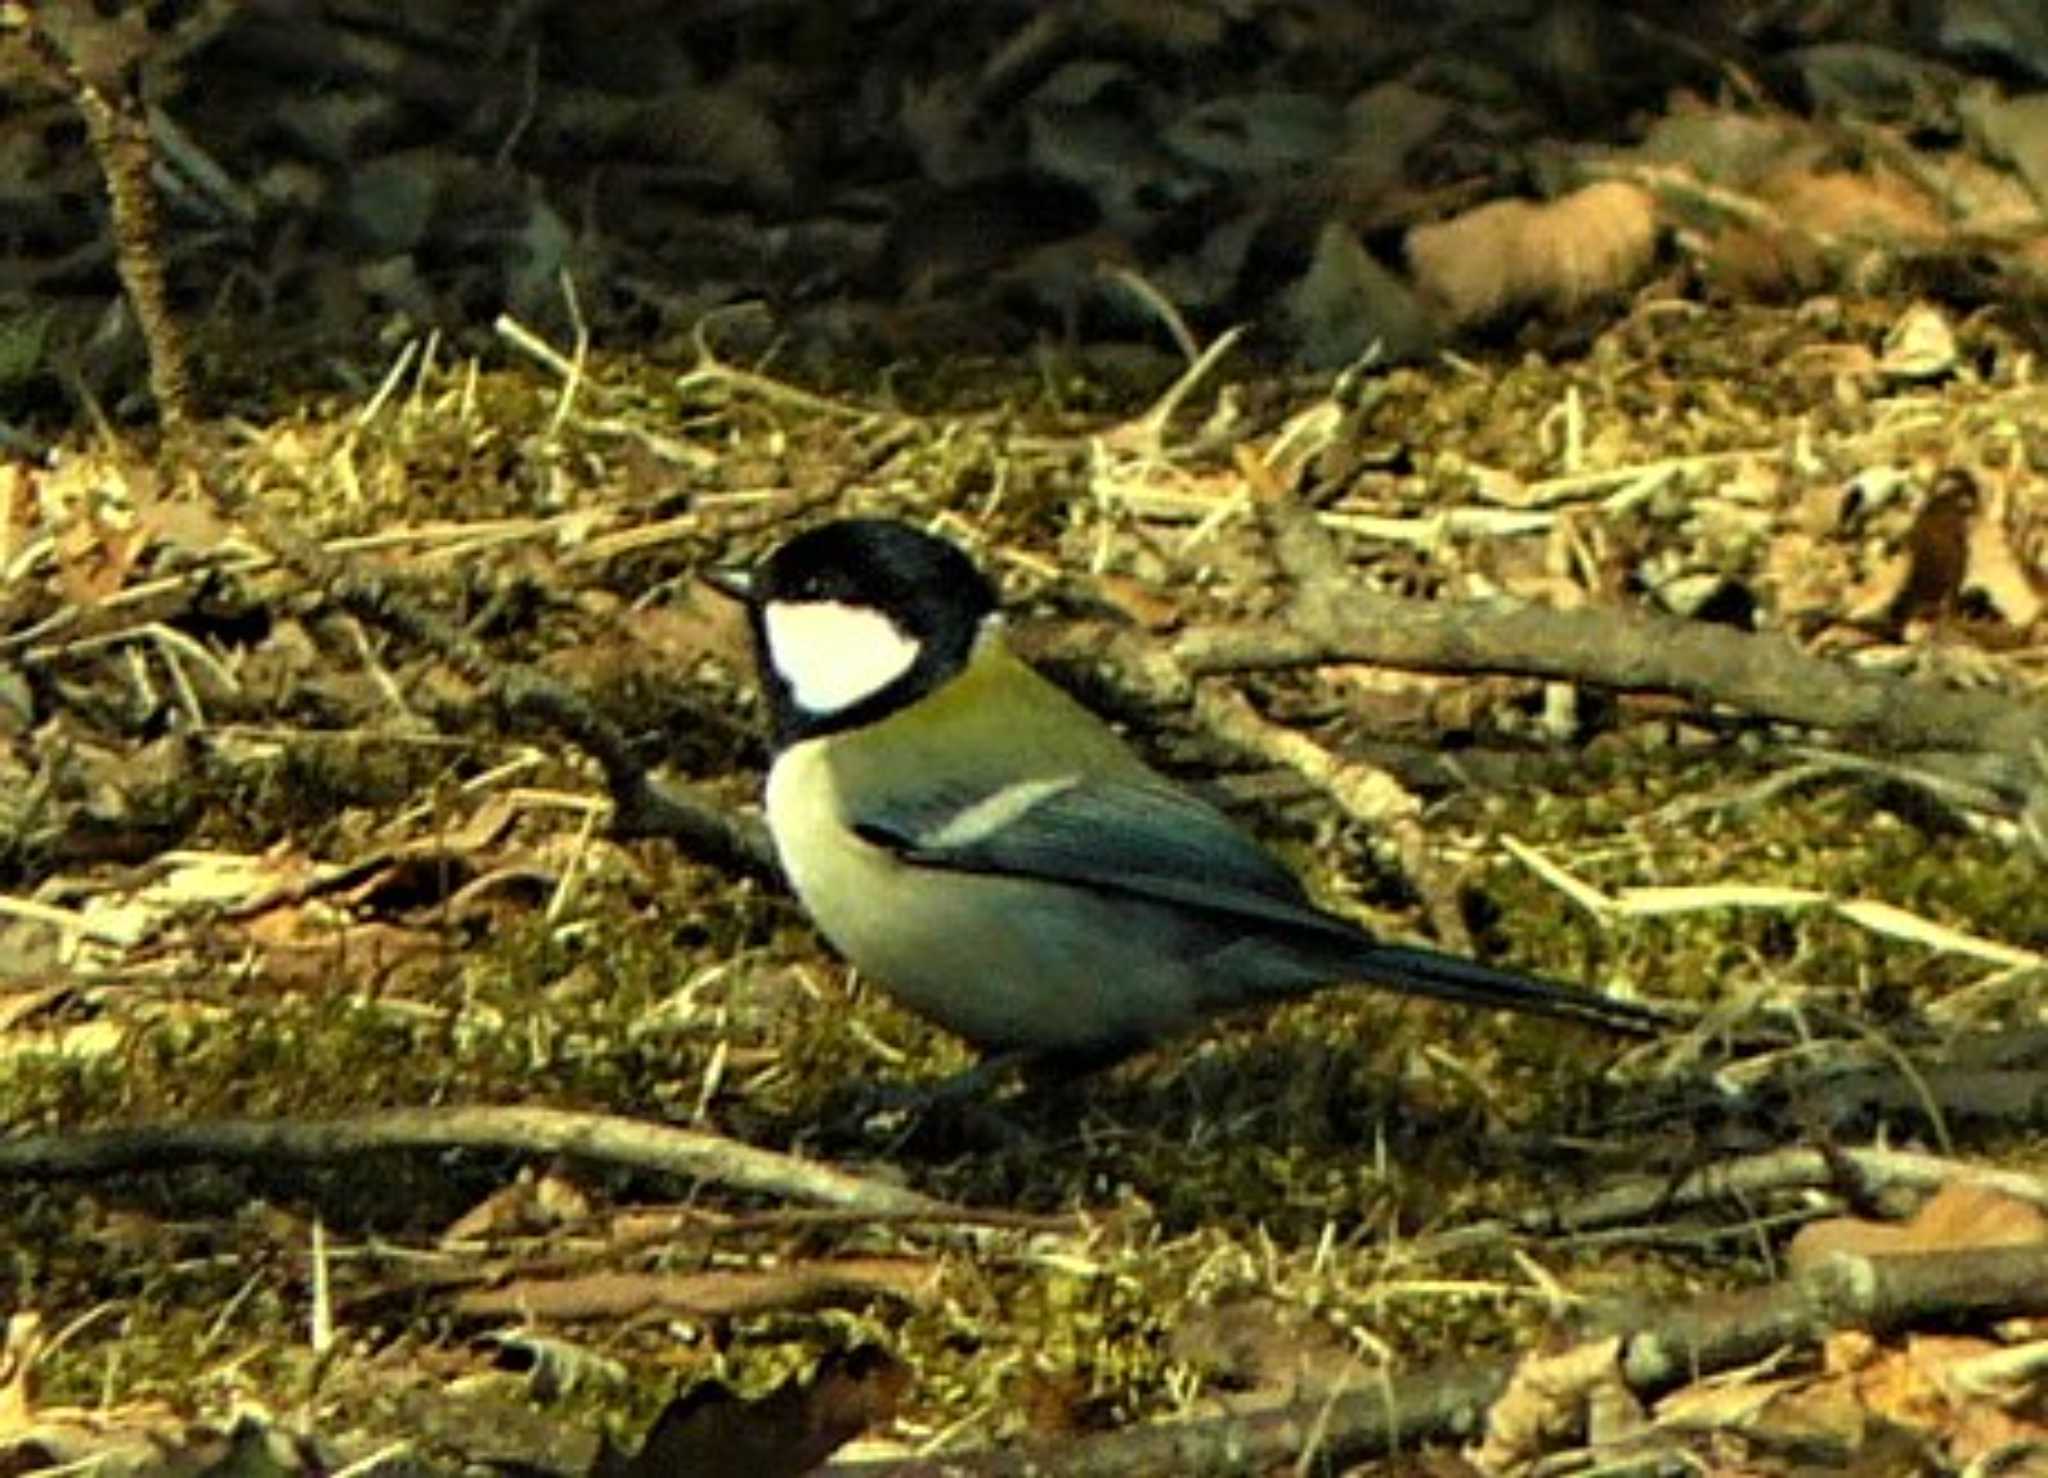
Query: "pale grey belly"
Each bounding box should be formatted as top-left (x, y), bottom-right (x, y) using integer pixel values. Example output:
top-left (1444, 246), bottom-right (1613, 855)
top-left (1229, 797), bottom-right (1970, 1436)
top-left (762, 743), bottom-right (1332, 1057)
top-left (784, 827), bottom-right (1211, 1054)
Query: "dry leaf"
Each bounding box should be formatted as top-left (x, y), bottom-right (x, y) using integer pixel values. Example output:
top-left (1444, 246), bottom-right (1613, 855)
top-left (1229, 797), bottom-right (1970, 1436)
top-left (1757, 165), bottom-right (1945, 243)
top-left (1659, 1370), bottom-right (1870, 1460)
top-left (443, 1167), bottom-right (595, 1243)
top-left (1968, 467), bottom-right (2048, 627)
top-left (598, 1347), bottom-right (909, 1478)
top-left (1409, 181), bottom-right (1658, 327)
top-left (1471, 1336), bottom-right (1630, 1472)
top-left (1893, 469), bottom-right (1980, 623)
top-left (1789, 1182), bottom-right (2048, 1270)
top-left (456, 1258), bottom-right (937, 1321)
top-left (1166, 1295), bottom-right (1365, 1399)
top-left (1879, 302), bottom-right (1960, 380)
top-left (1849, 1334), bottom-right (2048, 1464)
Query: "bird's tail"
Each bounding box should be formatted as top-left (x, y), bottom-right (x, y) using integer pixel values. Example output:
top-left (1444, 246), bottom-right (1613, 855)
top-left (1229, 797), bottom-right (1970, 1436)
top-left (1361, 944), bottom-right (1672, 1036)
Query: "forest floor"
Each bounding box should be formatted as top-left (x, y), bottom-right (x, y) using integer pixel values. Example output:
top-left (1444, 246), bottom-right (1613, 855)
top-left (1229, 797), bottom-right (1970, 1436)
top-left (3, 295), bottom-right (2047, 1475)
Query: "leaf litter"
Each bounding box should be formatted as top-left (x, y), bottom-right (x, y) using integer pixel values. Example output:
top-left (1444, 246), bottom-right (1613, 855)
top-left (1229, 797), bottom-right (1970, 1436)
top-left (1, 298), bottom-right (2048, 1473)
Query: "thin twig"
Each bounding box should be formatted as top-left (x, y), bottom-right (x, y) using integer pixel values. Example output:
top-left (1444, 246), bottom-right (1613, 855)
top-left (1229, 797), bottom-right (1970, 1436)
top-left (0, 1105), bottom-right (944, 1214)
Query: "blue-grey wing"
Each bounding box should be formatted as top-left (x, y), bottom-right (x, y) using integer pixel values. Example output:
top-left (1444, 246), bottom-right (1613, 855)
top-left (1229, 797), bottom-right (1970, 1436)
top-left (850, 772), bottom-right (1362, 942)
top-left (848, 771), bottom-right (1673, 1033)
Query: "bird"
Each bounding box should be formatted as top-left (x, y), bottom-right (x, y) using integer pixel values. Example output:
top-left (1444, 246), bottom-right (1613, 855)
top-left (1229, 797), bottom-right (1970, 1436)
top-left (708, 517), bottom-right (1666, 1078)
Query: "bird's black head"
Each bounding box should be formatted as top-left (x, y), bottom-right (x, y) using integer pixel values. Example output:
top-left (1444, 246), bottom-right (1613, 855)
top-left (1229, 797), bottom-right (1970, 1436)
top-left (714, 519), bottom-right (998, 746)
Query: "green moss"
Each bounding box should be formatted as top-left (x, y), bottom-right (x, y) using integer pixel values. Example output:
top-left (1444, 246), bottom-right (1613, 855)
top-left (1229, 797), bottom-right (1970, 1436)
top-left (10, 304), bottom-right (2044, 1462)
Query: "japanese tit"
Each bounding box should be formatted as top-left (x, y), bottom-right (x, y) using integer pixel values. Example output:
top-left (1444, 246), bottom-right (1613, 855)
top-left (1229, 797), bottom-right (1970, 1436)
top-left (711, 518), bottom-right (1664, 1075)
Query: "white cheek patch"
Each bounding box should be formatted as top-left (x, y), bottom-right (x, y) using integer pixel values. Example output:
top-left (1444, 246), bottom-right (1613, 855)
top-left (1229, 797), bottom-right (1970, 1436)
top-left (763, 600), bottom-right (923, 715)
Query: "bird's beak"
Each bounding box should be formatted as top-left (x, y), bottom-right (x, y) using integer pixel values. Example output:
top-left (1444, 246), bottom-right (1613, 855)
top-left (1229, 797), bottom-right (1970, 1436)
top-left (702, 564), bottom-right (754, 603)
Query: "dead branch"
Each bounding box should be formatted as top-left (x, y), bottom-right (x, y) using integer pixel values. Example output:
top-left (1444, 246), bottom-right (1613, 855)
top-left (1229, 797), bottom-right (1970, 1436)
top-left (819, 1243), bottom-right (2048, 1476)
top-left (1029, 497), bottom-right (2044, 809)
top-left (1528, 1145), bottom-right (2048, 1236)
top-left (11, 6), bottom-right (192, 430)
top-left (1618, 1244), bottom-right (2048, 1387)
top-left (1174, 597), bottom-right (2047, 776)
top-left (0, 1105), bottom-right (943, 1214)
top-left (452, 1258), bottom-right (935, 1320)
top-left (208, 479), bottom-right (775, 875)
top-left (818, 1353), bottom-right (1514, 1477)
top-left (1198, 497), bottom-right (2048, 771)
